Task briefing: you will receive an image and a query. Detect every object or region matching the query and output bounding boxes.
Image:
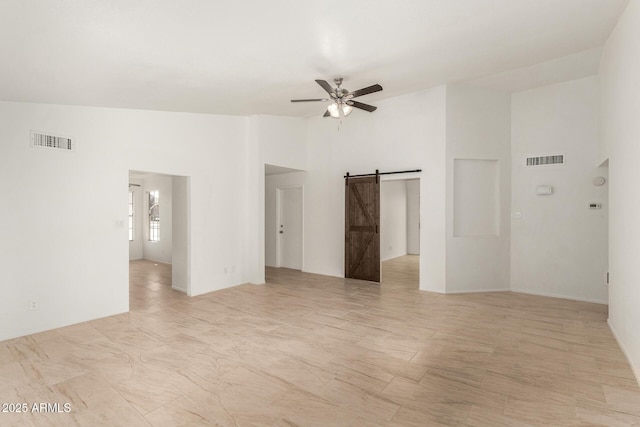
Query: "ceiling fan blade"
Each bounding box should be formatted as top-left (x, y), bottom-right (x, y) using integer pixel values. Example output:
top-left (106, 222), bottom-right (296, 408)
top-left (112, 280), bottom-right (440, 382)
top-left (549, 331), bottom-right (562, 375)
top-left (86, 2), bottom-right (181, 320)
top-left (323, 109), bottom-right (331, 117)
top-left (347, 100), bottom-right (377, 112)
top-left (290, 98), bottom-right (329, 102)
top-left (315, 79), bottom-right (336, 97)
top-left (348, 84), bottom-right (383, 98)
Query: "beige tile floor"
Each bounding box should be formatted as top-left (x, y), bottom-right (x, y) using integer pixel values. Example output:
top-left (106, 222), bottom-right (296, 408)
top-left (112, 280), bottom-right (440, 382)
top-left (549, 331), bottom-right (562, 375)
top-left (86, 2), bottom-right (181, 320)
top-left (1, 256), bottom-right (639, 426)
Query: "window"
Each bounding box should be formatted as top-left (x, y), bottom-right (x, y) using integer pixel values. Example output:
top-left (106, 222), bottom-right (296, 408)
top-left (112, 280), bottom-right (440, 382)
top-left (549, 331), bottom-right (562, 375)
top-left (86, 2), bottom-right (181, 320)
top-left (149, 190), bottom-right (160, 241)
top-left (128, 191), bottom-right (134, 241)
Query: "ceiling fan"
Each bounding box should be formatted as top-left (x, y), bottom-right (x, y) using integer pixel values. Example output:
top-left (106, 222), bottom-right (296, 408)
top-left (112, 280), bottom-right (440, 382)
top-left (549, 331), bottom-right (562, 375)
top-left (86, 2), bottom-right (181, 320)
top-left (291, 78), bottom-right (383, 118)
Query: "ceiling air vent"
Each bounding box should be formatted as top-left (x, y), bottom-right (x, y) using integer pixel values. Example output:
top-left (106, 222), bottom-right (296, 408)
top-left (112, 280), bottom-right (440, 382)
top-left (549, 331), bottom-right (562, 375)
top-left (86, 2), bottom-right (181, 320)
top-left (30, 131), bottom-right (74, 152)
top-left (525, 154), bottom-right (564, 167)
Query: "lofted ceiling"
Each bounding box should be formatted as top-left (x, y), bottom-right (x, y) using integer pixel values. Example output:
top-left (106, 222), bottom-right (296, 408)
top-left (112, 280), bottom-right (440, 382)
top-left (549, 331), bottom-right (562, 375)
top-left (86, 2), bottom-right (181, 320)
top-left (0, 0), bottom-right (629, 117)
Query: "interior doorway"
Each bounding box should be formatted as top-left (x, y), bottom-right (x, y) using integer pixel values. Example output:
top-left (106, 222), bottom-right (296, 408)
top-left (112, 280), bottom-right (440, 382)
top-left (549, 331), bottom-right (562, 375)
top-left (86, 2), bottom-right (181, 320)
top-left (128, 171), bottom-right (173, 264)
top-left (128, 170), bottom-right (190, 304)
top-left (380, 178), bottom-right (420, 288)
top-left (264, 164), bottom-right (305, 273)
top-left (343, 174), bottom-right (420, 286)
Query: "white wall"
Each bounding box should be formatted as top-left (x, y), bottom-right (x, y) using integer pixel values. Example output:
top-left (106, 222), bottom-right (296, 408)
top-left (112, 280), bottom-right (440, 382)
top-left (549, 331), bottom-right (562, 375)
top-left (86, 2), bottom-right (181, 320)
top-left (445, 85), bottom-right (511, 293)
top-left (453, 159), bottom-right (499, 237)
top-left (141, 174), bottom-right (173, 264)
top-left (260, 116), bottom-right (308, 170)
top-left (406, 179), bottom-right (420, 255)
top-left (381, 180), bottom-right (408, 261)
top-left (511, 76), bottom-right (608, 304)
top-left (244, 115), bottom-right (307, 285)
top-left (128, 178), bottom-right (144, 260)
top-left (304, 86), bottom-right (447, 292)
top-left (172, 175), bottom-right (190, 293)
top-left (264, 171), bottom-right (306, 268)
top-left (0, 101), bottom-right (248, 341)
top-left (599, 0), bottom-right (640, 382)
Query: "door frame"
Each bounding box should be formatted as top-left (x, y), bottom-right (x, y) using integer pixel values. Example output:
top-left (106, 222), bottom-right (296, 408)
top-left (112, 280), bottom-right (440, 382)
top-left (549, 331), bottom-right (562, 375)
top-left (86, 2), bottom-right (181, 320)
top-left (275, 184), bottom-right (304, 269)
top-left (128, 170), bottom-right (192, 296)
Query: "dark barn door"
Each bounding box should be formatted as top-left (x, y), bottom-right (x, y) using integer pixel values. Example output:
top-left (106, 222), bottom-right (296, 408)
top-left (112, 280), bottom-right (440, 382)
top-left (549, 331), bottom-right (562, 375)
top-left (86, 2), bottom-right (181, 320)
top-left (345, 176), bottom-right (380, 282)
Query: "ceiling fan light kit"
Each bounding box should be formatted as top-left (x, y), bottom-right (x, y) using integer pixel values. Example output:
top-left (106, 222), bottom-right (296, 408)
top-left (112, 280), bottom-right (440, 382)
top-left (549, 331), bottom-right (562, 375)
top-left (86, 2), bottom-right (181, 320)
top-left (327, 102), bottom-right (353, 118)
top-left (291, 77), bottom-right (383, 118)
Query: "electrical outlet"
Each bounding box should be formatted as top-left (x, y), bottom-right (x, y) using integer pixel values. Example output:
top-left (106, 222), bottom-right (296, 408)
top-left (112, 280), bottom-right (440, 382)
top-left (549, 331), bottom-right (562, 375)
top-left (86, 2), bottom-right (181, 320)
top-left (29, 300), bottom-right (39, 310)
top-left (224, 266), bottom-right (228, 274)
top-left (231, 265), bottom-right (236, 273)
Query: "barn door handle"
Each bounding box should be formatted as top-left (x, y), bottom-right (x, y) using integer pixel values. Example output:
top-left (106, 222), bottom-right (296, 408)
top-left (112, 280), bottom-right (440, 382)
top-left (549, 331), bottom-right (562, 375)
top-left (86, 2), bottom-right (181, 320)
top-left (376, 225), bottom-right (379, 233)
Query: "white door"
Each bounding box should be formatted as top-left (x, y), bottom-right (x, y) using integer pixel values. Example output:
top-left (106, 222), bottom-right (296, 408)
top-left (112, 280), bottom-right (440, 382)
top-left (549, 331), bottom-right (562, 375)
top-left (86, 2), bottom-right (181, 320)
top-left (279, 187), bottom-right (303, 270)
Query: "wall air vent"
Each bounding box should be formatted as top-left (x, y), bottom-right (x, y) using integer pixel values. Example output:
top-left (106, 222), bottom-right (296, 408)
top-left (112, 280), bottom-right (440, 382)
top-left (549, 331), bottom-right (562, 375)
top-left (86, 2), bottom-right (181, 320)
top-left (525, 154), bottom-right (564, 167)
top-left (30, 131), bottom-right (74, 152)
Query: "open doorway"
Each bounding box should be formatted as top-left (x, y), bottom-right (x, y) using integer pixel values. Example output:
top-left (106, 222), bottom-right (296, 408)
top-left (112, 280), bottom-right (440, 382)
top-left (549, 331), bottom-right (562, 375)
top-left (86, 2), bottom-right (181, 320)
top-left (128, 170), bottom-right (190, 311)
top-left (264, 164), bottom-right (305, 273)
top-left (380, 178), bottom-right (420, 288)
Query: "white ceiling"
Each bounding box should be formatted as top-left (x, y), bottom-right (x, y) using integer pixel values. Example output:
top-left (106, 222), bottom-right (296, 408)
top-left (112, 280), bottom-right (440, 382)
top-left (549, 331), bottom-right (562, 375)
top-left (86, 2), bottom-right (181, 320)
top-left (0, 0), bottom-right (629, 117)
top-left (465, 47), bottom-right (603, 93)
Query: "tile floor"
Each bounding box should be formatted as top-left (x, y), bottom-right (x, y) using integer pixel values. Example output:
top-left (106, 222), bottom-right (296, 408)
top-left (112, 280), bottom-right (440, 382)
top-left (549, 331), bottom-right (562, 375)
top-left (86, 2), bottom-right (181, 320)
top-left (1, 257), bottom-right (639, 426)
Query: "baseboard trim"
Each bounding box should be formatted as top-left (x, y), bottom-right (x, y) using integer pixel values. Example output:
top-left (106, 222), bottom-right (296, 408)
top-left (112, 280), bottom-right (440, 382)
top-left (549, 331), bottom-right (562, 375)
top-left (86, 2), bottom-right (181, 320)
top-left (382, 253), bottom-right (410, 262)
top-left (445, 288), bottom-right (510, 294)
top-left (608, 319), bottom-right (640, 387)
top-left (141, 257), bottom-right (172, 265)
top-left (510, 288), bottom-right (607, 305)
